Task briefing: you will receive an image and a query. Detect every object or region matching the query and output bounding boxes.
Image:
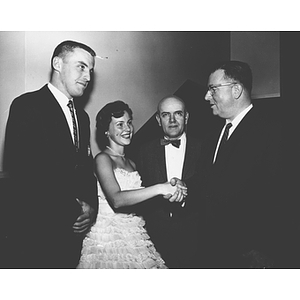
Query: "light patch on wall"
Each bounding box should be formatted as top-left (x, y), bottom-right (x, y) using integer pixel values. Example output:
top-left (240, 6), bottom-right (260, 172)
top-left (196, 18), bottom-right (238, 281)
top-left (231, 32), bottom-right (280, 99)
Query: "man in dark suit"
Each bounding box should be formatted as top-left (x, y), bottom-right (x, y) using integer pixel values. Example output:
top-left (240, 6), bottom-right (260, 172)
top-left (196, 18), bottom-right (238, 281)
top-left (4, 40), bottom-right (98, 268)
top-left (192, 60), bottom-right (284, 268)
top-left (136, 95), bottom-right (202, 268)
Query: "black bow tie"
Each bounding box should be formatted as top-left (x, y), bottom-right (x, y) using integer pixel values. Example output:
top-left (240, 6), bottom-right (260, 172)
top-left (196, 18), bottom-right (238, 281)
top-left (160, 138), bottom-right (181, 148)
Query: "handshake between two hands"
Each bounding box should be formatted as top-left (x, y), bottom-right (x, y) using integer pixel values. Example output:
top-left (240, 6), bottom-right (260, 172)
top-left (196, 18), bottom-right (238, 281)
top-left (164, 177), bottom-right (187, 203)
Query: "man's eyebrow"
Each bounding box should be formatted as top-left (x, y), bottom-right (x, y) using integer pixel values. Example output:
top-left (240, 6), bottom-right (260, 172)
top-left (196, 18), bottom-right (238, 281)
top-left (77, 60), bottom-right (93, 69)
top-left (161, 110), bottom-right (183, 115)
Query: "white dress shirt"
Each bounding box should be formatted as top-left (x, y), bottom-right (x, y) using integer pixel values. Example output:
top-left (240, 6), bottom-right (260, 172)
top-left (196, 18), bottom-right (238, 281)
top-left (165, 132), bottom-right (187, 181)
top-left (48, 82), bottom-right (79, 144)
top-left (213, 104), bottom-right (253, 163)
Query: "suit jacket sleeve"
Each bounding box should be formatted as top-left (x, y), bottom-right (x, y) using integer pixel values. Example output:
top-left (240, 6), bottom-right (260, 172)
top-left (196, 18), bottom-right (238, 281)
top-left (4, 85), bottom-right (98, 229)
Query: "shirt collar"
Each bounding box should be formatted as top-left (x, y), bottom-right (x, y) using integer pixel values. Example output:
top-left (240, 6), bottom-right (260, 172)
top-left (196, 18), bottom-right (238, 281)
top-left (226, 104), bottom-right (253, 127)
top-left (48, 82), bottom-right (73, 106)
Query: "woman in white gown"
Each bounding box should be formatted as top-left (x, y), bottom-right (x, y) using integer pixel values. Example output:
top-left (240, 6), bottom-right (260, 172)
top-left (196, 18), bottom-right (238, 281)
top-left (77, 101), bottom-right (186, 269)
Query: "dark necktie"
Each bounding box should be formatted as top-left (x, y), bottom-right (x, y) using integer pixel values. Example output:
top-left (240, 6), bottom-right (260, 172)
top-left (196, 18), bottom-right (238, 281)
top-left (67, 100), bottom-right (79, 152)
top-left (214, 123), bottom-right (232, 163)
top-left (160, 138), bottom-right (181, 148)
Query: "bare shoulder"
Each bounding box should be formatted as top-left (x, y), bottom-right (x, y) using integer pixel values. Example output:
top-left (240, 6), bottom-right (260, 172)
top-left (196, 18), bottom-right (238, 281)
top-left (94, 151), bottom-right (113, 167)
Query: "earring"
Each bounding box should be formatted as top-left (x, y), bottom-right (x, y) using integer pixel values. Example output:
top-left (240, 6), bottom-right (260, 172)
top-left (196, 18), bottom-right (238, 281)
top-left (105, 131), bottom-right (109, 137)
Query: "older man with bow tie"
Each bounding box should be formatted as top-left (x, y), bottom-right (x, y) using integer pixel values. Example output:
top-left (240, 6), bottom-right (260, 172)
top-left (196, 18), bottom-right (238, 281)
top-left (135, 95), bottom-right (202, 268)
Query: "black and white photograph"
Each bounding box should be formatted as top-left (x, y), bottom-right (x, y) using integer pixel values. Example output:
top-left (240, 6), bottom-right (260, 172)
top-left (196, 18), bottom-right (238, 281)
top-left (0, 2), bottom-right (299, 299)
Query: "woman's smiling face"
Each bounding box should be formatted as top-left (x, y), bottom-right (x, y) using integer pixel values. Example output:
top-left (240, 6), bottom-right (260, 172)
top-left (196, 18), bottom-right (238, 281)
top-left (108, 111), bottom-right (134, 147)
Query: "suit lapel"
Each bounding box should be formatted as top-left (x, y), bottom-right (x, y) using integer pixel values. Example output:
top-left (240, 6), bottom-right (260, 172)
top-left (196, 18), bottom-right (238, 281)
top-left (182, 137), bottom-right (199, 180)
top-left (155, 139), bottom-right (167, 181)
top-left (41, 85), bottom-right (76, 152)
top-left (213, 107), bottom-right (256, 165)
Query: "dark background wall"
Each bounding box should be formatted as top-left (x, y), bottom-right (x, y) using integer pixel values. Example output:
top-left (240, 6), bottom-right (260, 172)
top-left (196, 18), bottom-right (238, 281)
top-left (127, 32), bottom-right (281, 158)
top-left (0, 31), bottom-right (281, 172)
top-left (0, 31), bottom-right (231, 171)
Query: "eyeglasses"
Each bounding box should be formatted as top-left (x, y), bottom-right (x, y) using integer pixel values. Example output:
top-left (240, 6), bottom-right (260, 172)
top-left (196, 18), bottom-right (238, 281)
top-left (207, 82), bottom-right (237, 95)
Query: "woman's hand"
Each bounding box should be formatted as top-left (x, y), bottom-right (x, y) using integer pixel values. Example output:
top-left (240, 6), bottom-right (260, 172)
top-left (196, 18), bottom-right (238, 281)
top-left (170, 178), bottom-right (188, 198)
top-left (161, 178), bottom-right (188, 203)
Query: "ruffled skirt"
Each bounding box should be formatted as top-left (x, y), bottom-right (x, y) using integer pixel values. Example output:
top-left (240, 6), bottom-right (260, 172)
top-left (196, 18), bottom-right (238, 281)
top-left (77, 211), bottom-right (167, 269)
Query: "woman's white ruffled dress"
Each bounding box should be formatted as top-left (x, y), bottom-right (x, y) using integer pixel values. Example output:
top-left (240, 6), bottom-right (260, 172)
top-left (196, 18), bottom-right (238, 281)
top-left (77, 168), bottom-right (167, 269)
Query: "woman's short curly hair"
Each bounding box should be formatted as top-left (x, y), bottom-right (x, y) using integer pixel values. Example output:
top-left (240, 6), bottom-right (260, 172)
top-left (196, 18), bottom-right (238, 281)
top-left (95, 100), bottom-right (133, 150)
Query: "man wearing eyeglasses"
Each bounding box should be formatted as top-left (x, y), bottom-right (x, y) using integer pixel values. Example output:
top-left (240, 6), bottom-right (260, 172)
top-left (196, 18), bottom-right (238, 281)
top-left (191, 60), bottom-right (285, 268)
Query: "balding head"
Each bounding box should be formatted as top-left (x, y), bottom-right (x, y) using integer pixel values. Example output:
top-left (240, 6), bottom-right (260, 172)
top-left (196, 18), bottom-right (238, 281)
top-left (156, 95), bottom-right (189, 140)
top-left (157, 95), bottom-right (187, 114)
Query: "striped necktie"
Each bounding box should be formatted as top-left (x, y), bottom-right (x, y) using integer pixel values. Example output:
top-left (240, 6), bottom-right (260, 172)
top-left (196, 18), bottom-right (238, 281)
top-left (67, 100), bottom-right (79, 152)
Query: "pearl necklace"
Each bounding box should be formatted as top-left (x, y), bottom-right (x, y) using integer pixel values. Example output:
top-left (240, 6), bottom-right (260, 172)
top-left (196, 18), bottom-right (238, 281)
top-left (106, 146), bottom-right (125, 157)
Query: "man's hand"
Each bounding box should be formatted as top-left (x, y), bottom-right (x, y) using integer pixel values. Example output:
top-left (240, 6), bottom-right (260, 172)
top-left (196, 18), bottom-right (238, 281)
top-left (73, 199), bottom-right (96, 234)
top-left (163, 177), bottom-right (188, 202)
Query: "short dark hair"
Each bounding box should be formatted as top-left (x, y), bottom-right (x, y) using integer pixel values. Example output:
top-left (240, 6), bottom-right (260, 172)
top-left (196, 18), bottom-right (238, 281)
top-left (51, 40), bottom-right (96, 69)
top-left (95, 100), bottom-right (133, 150)
top-left (210, 60), bottom-right (253, 95)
